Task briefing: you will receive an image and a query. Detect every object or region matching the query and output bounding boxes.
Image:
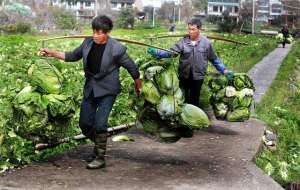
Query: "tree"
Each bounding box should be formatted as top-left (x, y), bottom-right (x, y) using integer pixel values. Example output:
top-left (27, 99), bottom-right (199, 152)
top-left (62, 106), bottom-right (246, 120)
top-left (157, 2), bottom-right (175, 21)
top-left (217, 10), bottom-right (237, 32)
top-left (116, 7), bottom-right (134, 29)
top-left (192, 0), bottom-right (207, 12)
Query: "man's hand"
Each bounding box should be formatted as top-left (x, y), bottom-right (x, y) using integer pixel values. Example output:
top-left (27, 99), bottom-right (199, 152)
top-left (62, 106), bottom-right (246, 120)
top-left (224, 70), bottom-right (234, 81)
top-left (39, 48), bottom-right (65, 60)
top-left (147, 48), bottom-right (157, 56)
top-left (39, 48), bottom-right (53, 57)
top-left (134, 79), bottom-right (142, 96)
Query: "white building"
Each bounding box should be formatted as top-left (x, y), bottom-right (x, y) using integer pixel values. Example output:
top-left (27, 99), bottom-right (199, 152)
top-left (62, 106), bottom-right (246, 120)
top-left (111, 0), bottom-right (134, 10)
top-left (256, 0), bottom-right (282, 22)
top-left (207, 0), bottom-right (240, 17)
top-left (51, 0), bottom-right (95, 18)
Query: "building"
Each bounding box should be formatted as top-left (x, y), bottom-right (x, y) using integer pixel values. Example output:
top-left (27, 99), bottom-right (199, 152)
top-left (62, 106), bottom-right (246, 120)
top-left (51, 0), bottom-right (136, 18)
top-left (111, 0), bottom-right (134, 10)
top-left (256, 0), bottom-right (282, 22)
top-left (51, 0), bottom-right (95, 18)
top-left (207, 0), bottom-right (240, 17)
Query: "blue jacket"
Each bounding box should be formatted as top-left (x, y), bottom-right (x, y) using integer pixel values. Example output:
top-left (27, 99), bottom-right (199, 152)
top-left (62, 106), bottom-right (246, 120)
top-left (155, 36), bottom-right (226, 80)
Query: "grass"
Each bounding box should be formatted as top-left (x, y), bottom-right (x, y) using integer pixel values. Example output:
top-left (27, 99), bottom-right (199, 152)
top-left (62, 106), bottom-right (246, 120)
top-left (255, 40), bottom-right (300, 186)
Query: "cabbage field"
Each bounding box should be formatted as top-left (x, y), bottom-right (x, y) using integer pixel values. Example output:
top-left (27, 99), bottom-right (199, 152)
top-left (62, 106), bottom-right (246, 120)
top-left (0, 31), bottom-right (277, 172)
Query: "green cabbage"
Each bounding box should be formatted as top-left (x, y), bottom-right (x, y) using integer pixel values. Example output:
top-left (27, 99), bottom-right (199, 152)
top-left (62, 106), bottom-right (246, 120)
top-left (225, 86), bottom-right (237, 97)
top-left (213, 102), bottom-right (228, 119)
top-left (145, 66), bottom-right (164, 80)
top-left (155, 69), bottom-right (179, 94)
top-left (208, 75), bottom-right (228, 92)
top-left (42, 94), bottom-right (75, 118)
top-left (174, 88), bottom-right (184, 105)
top-left (232, 73), bottom-right (254, 91)
top-left (226, 107), bottom-right (250, 122)
top-left (158, 127), bottom-right (181, 143)
top-left (28, 59), bottom-right (63, 94)
top-left (141, 81), bottom-right (161, 105)
top-left (275, 33), bottom-right (284, 42)
top-left (231, 88), bottom-right (254, 109)
top-left (179, 104), bottom-right (210, 129)
top-left (157, 95), bottom-right (180, 120)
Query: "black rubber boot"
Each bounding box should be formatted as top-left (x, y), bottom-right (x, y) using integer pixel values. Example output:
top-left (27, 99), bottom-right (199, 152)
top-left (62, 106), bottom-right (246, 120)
top-left (86, 133), bottom-right (107, 169)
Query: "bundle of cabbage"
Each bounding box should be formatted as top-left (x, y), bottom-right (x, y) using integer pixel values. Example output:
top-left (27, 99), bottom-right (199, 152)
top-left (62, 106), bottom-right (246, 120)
top-left (286, 35), bottom-right (294, 44)
top-left (28, 59), bottom-right (63, 94)
top-left (11, 60), bottom-right (76, 143)
top-left (275, 33), bottom-right (284, 43)
top-left (135, 57), bottom-right (210, 143)
top-left (275, 33), bottom-right (294, 44)
top-left (209, 73), bottom-right (254, 121)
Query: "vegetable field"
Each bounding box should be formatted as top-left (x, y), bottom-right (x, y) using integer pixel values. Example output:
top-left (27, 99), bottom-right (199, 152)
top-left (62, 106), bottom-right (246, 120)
top-left (0, 30), bottom-right (277, 172)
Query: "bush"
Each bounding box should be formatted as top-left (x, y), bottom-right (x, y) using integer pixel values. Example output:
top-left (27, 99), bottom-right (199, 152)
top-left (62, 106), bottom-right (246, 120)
top-left (52, 8), bottom-right (76, 30)
top-left (0, 22), bottom-right (31, 33)
top-left (16, 22), bottom-right (31, 33)
top-left (116, 7), bottom-right (135, 29)
top-left (217, 11), bottom-right (237, 33)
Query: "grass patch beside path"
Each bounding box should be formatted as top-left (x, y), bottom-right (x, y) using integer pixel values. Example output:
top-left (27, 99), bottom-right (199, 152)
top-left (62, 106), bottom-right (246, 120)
top-left (255, 41), bottom-right (300, 187)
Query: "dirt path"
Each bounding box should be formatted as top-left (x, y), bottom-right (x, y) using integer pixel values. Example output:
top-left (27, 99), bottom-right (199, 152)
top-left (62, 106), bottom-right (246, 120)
top-left (0, 44), bottom-right (292, 190)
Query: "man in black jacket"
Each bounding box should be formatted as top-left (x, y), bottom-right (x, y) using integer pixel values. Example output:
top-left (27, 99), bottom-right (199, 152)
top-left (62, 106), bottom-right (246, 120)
top-left (40, 15), bottom-right (141, 169)
top-left (281, 25), bottom-right (289, 48)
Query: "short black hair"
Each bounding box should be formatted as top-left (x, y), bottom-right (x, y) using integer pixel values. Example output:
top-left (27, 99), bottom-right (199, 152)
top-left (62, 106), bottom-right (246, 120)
top-left (187, 18), bottom-right (202, 29)
top-left (92, 15), bottom-right (113, 33)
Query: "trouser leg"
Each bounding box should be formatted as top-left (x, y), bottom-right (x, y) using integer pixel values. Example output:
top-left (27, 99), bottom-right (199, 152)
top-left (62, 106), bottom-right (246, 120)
top-left (189, 79), bottom-right (204, 107)
top-left (94, 95), bottom-right (117, 134)
top-left (179, 78), bottom-right (191, 104)
top-left (86, 95), bottom-right (116, 169)
top-left (79, 95), bottom-right (97, 141)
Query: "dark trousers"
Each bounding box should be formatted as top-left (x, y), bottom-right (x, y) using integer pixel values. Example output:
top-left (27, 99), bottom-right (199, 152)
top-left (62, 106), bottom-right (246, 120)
top-left (282, 37), bottom-right (287, 48)
top-left (179, 77), bottom-right (204, 107)
top-left (79, 92), bottom-right (116, 135)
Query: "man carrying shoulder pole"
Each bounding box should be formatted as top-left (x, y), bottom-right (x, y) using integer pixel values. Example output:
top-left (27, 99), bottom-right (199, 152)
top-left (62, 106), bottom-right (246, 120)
top-left (39, 15), bottom-right (142, 169)
top-left (148, 18), bottom-right (233, 107)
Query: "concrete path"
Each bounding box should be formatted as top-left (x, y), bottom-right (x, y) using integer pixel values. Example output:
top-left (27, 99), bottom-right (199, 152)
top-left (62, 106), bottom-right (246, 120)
top-left (0, 44), bottom-right (292, 190)
top-left (248, 44), bottom-right (292, 103)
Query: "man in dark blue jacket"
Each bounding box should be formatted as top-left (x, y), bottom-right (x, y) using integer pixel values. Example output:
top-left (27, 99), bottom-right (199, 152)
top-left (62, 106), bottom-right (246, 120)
top-left (40, 15), bottom-right (141, 169)
top-left (148, 18), bottom-right (233, 107)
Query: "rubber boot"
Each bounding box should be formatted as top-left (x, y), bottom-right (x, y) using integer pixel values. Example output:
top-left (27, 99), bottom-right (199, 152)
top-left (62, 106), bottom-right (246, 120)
top-left (86, 133), bottom-right (107, 169)
top-left (84, 128), bottom-right (96, 162)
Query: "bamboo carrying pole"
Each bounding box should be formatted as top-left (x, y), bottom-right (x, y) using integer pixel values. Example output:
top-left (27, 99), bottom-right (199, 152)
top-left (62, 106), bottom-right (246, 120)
top-left (35, 122), bottom-right (135, 151)
top-left (148, 34), bottom-right (248, 45)
top-left (38, 36), bottom-right (179, 54)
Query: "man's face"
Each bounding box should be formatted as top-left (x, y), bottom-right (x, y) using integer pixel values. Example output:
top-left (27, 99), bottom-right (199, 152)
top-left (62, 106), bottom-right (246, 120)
top-left (93, 29), bottom-right (109, 44)
top-left (187, 24), bottom-right (200, 40)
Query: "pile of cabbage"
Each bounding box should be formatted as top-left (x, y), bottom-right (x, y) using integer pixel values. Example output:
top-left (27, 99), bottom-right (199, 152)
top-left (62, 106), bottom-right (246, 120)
top-left (209, 73), bottom-right (254, 121)
top-left (134, 57), bottom-right (210, 143)
top-left (12, 59), bottom-right (76, 143)
top-left (0, 58), bottom-right (77, 167)
top-left (275, 33), bottom-right (294, 44)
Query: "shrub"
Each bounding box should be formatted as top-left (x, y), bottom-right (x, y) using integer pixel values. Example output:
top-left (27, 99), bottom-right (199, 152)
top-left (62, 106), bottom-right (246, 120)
top-left (217, 11), bottom-right (237, 33)
top-left (0, 22), bottom-right (31, 33)
top-left (52, 8), bottom-right (76, 30)
top-left (116, 7), bottom-right (135, 29)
